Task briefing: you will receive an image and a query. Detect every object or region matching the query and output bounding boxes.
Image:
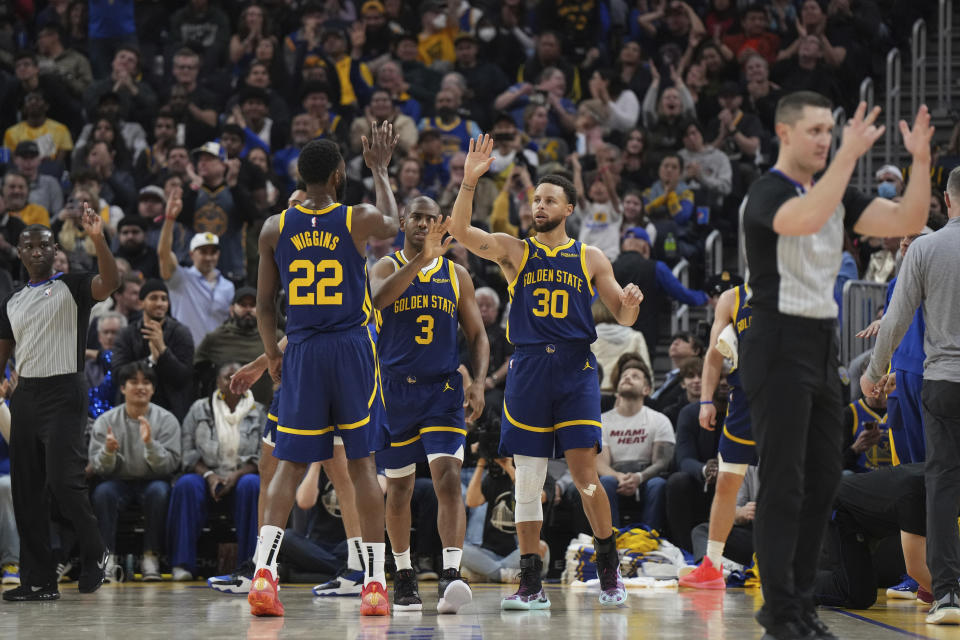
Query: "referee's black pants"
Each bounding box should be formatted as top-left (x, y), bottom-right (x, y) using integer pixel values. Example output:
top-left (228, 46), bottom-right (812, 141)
top-left (9, 374), bottom-right (104, 587)
top-left (739, 311), bottom-right (843, 625)
top-left (922, 379), bottom-right (960, 599)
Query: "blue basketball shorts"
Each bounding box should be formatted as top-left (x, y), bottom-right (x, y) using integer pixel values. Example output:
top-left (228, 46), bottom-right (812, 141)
top-left (273, 326), bottom-right (387, 463)
top-left (718, 386), bottom-right (757, 470)
top-left (262, 386), bottom-right (280, 446)
top-left (377, 370), bottom-right (466, 475)
top-left (500, 342), bottom-right (602, 459)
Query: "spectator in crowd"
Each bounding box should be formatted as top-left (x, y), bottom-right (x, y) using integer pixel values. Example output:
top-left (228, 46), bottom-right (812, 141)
top-left (13, 141), bottom-right (63, 217)
top-left (591, 302), bottom-right (652, 393)
top-left (589, 359), bottom-right (674, 531)
top-left (4, 91), bottom-right (74, 166)
top-left (167, 362), bottom-right (263, 581)
top-left (875, 163), bottom-right (904, 199)
top-left (691, 465), bottom-right (757, 566)
top-left (2, 172), bottom-right (50, 228)
top-left (772, 35), bottom-right (843, 107)
top-left (194, 287), bottom-right (274, 406)
top-left (158, 187), bottom-right (235, 345)
top-left (650, 331), bottom-right (704, 409)
top-left (170, 0), bottom-right (231, 74)
top-left (489, 163), bottom-right (534, 238)
top-left (82, 46), bottom-right (157, 130)
top-left (666, 373), bottom-right (725, 551)
top-left (743, 54), bottom-right (782, 135)
top-left (375, 60), bottom-right (423, 122)
top-left (416, 0), bottom-right (459, 67)
top-left (36, 22), bottom-right (93, 99)
top-left (587, 69), bottom-right (640, 134)
top-left (84, 140), bottom-right (138, 215)
top-left (166, 48), bottom-right (220, 149)
top-left (723, 5), bottom-right (781, 64)
top-left (678, 120), bottom-right (732, 211)
top-left (495, 67), bottom-right (577, 139)
top-left (86, 311), bottom-right (128, 418)
top-left (843, 393), bottom-right (891, 474)
top-left (2, 51), bottom-right (81, 137)
top-left (114, 216), bottom-right (161, 280)
top-left (89, 361), bottom-right (181, 582)
top-left (661, 356), bottom-right (704, 426)
top-left (112, 279), bottom-right (195, 421)
top-left (462, 456), bottom-right (551, 583)
top-left (76, 96), bottom-right (147, 169)
top-left (133, 111), bottom-right (179, 189)
top-left (419, 89), bottom-right (482, 156)
top-left (642, 64), bottom-right (697, 163)
top-left (273, 113), bottom-right (318, 194)
top-left (349, 88), bottom-right (418, 157)
top-left (571, 154), bottom-right (623, 262)
top-left (217, 124), bottom-right (268, 209)
top-left (0, 380), bottom-right (18, 585)
top-left (437, 152), bottom-right (498, 224)
top-left (706, 82), bottom-right (763, 193)
top-left (300, 82), bottom-right (347, 145)
top-left (319, 26), bottom-right (374, 110)
top-left (612, 227), bottom-right (709, 354)
top-left (135, 186), bottom-right (189, 265)
top-left (453, 33), bottom-right (510, 129)
top-left (461, 287), bottom-right (513, 419)
top-left (642, 154), bottom-right (697, 257)
top-left (86, 0), bottom-right (137, 79)
top-left (0, 193), bottom-right (26, 284)
top-left (486, 112), bottom-right (539, 190)
top-left (523, 104), bottom-right (570, 168)
top-left (53, 187), bottom-right (102, 272)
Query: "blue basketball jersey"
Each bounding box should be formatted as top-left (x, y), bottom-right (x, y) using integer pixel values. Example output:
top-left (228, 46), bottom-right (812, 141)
top-left (726, 284), bottom-right (753, 388)
top-left (506, 238), bottom-right (596, 346)
top-left (423, 117), bottom-right (471, 155)
top-left (377, 252), bottom-right (461, 376)
top-left (275, 203), bottom-right (370, 342)
top-left (849, 399), bottom-right (891, 471)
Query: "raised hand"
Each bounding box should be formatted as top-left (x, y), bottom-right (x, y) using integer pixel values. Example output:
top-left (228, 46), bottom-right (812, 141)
top-left (463, 135), bottom-right (495, 184)
top-left (620, 283), bottom-right (644, 308)
top-left (165, 186), bottom-right (183, 220)
top-left (81, 202), bottom-right (104, 238)
top-left (361, 120), bottom-right (400, 171)
top-left (839, 102), bottom-right (885, 160)
top-left (420, 217), bottom-right (453, 263)
top-left (901, 104), bottom-right (935, 162)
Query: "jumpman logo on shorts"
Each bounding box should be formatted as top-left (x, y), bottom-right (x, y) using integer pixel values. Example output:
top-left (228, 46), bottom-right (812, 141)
top-left (583, 359), bottom-right (594, 371)
top-left (442, 380), bottom-right (455, 392)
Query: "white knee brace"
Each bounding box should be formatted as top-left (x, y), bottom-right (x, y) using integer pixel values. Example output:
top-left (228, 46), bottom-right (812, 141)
top-left (513, 454), bottom-right (548, 523)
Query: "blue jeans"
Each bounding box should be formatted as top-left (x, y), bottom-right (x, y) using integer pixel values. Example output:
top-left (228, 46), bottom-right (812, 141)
top-left (166, 473), bottom-right (259, 572)
top-left (599, 475), bottom-right (666, 532)
top-left (91, 478), bottom-right (170, 554)
top-left (461, 466), bottom-right (486, 546)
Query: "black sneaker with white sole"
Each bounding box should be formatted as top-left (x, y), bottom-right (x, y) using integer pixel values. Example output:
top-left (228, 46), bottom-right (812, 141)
top-left (2, 583), bottom-right (60, 602)
top-left (78, 550), bottom-right (109, 594)
top-left (927, 592), bottom-right (960, 625)
top-left (393, 568), bottom-right (423, 611)
top-left (437, 568), bottom-right (472, 614)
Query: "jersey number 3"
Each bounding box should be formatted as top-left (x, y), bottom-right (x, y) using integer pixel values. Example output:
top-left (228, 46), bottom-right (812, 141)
top-left (415, 315), bottom-right (434, 345)
top-left (289, 259), bottom-right (343, 305)
top-left (532, 288), bottom-right (568, 319)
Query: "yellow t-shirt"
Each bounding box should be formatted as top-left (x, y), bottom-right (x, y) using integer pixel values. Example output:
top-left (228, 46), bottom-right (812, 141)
top-left (3, 119), bottom-right (74, 159)
top-left (333, 56), bottom-right (374, 107)
top-left (12, 204), bottom-right (51, 227)
top-left (418, 28), bottom-right (457, 66)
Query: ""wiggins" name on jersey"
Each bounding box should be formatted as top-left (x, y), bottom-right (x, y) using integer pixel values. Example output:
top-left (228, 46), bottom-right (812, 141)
top-left (289, 230), bottom-right (340, 252)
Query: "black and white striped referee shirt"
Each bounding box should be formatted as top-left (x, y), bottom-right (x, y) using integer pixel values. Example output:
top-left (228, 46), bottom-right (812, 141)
top-left (0, 272), bottom-right (96, 378)
top-left (740, 171), bottom-right (873, 319)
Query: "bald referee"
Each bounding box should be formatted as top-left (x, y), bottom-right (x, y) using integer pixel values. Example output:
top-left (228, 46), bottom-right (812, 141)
top-left (739, 94), bottom-right (933, 640)
top-left (0, 204), bottom-right (119, 601)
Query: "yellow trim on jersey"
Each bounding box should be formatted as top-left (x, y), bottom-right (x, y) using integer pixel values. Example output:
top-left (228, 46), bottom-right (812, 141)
top-left (554, 418), bottom-right (602, 429)
top-left (503, 402), bottom-right (553, 433)
top-left (850, 403), bottom-right (859, 436)
top-left (277, 425), bottom-right (335, 436)
top-left (530, 237), bottom-right (576, 257)
top-left (417, 258), bottom-right (445, 282)
top-left (579, 245), bottom-right (594, 297)
top-left (723, 424), bottom-right (756, 446)
top-left (295, 202), bottom-right (341, 215)
top-left (856, 399), bottom-right (884, 423)
top-left (506, 241), bottom-right (530, 297)
top-left (421, 426), bottom-right (468, 436)
top-left (267, 413), bottom-right (278, 422)
top-left (733, 286), bottom-right (741, 323)
top-left (391, 434), bottom-right (421, 447)
top-left (366, 328), bottom-right (380, 408)
top-left (433, 117), bottom-right (463, 132)
top-left (337, 415), bottom-right (371, 430)
top-left (346, 206), bottom-right (353, 232)
top-left (449, 260), bottom-right (460, 305)
top-left (890, 428), bottom-right (901, 466)
top-left (278, 210), bottom-right (286, 234)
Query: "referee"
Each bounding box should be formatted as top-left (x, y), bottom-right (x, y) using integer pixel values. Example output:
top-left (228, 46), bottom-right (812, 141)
top-left (739, 93), bottom-right (932, 639)
top-left (0, 205), bottom-right (119, 601)
top-left (862, 166), bottom-right (960, 625)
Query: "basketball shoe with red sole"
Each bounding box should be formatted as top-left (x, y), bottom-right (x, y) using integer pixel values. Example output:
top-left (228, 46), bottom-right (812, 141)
top-left (360, 581), bottom-right (391, 616)
top-left (678, 557), bottom-right (726, 590)
top-left (248, 569), bottom-right (285, 617)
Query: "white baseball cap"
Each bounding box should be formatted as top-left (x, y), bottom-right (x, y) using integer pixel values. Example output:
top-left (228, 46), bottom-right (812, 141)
top-left (875, 164), bottom-right (903, 183)
top-left (189, 232), bottom-right (220, 252)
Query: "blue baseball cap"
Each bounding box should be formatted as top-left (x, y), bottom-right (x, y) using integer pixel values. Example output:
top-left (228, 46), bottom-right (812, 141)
top-left (622, 226), bottom-right (651, 245)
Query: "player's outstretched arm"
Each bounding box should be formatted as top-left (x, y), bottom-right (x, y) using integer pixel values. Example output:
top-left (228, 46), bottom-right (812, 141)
top-left (450, 135), bottom-right (525, 275)
top-left (455, 263), bottom-right (489, 423)
top-left (699, 288), bottom-right (736, 431)
top-left (256, 214), bottom-right (283, 383)
top-left (352, 121), bottom-right (402, 246)
top-left (587, 245), bottom-right (643, 326)
top-left (370, 218), bottom-right (451, 310)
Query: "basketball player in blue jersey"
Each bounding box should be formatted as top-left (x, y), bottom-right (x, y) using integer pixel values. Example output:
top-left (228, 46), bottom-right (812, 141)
top-left (449, 135), bottom-right (644, 610)
top-left (680, 284), bottom-right (756, 590)
top-left (248, 123), bottom-right (401, 617)
top-left (369, 196), bottom-right (489, 614)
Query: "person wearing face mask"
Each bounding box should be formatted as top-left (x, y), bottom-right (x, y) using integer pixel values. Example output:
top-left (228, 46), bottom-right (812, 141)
top-left (875, 164), bottom-right (904, 200)
top-left (194, 287), bottom-right (276, 406)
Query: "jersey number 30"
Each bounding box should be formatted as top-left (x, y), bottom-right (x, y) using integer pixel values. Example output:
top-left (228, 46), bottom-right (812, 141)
top-left (289, 259), bottom-right (343, 305)
top-left (532, 288), bottom-right (568, 319)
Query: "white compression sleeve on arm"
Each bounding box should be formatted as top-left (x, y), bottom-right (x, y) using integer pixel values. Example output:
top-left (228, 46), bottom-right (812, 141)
top-left (513, 454), bottom-right (549, 523)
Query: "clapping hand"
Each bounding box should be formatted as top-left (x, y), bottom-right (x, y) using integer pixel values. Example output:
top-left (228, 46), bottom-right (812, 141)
top-left (141, 317), bottom-right (166, 360)
top-left (105, 426), bottom-right (120, 453)
top-left (139, 416), bottom-right (152, 444)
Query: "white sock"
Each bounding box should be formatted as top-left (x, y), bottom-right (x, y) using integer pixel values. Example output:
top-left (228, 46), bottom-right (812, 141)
top-left (442, 547), bottom-right (462, 571)
top-left (393, 548), bottom-right (412, 571)
top-left (364, 542), bottom-right (386, 587)
top-left (706, 540), bottom-right (724, 568)
top-left (347, 537), bottom-right (364, 572)
top-left (256, 525), bottom-right (284, 578)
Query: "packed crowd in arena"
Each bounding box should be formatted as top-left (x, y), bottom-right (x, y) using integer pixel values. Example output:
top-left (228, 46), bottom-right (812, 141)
top-left (0, 0), bottom-right (957, 636)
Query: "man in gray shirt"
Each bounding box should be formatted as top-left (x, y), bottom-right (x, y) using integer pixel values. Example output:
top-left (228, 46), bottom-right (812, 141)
top-left (89, 361), bottom-right (181, 582)
top-left (862, 165), bottom-right (960, 625)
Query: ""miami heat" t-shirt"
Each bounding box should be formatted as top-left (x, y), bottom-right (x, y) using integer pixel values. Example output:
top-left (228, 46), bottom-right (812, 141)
top-left (600, 405), bottom-right (675, 468)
